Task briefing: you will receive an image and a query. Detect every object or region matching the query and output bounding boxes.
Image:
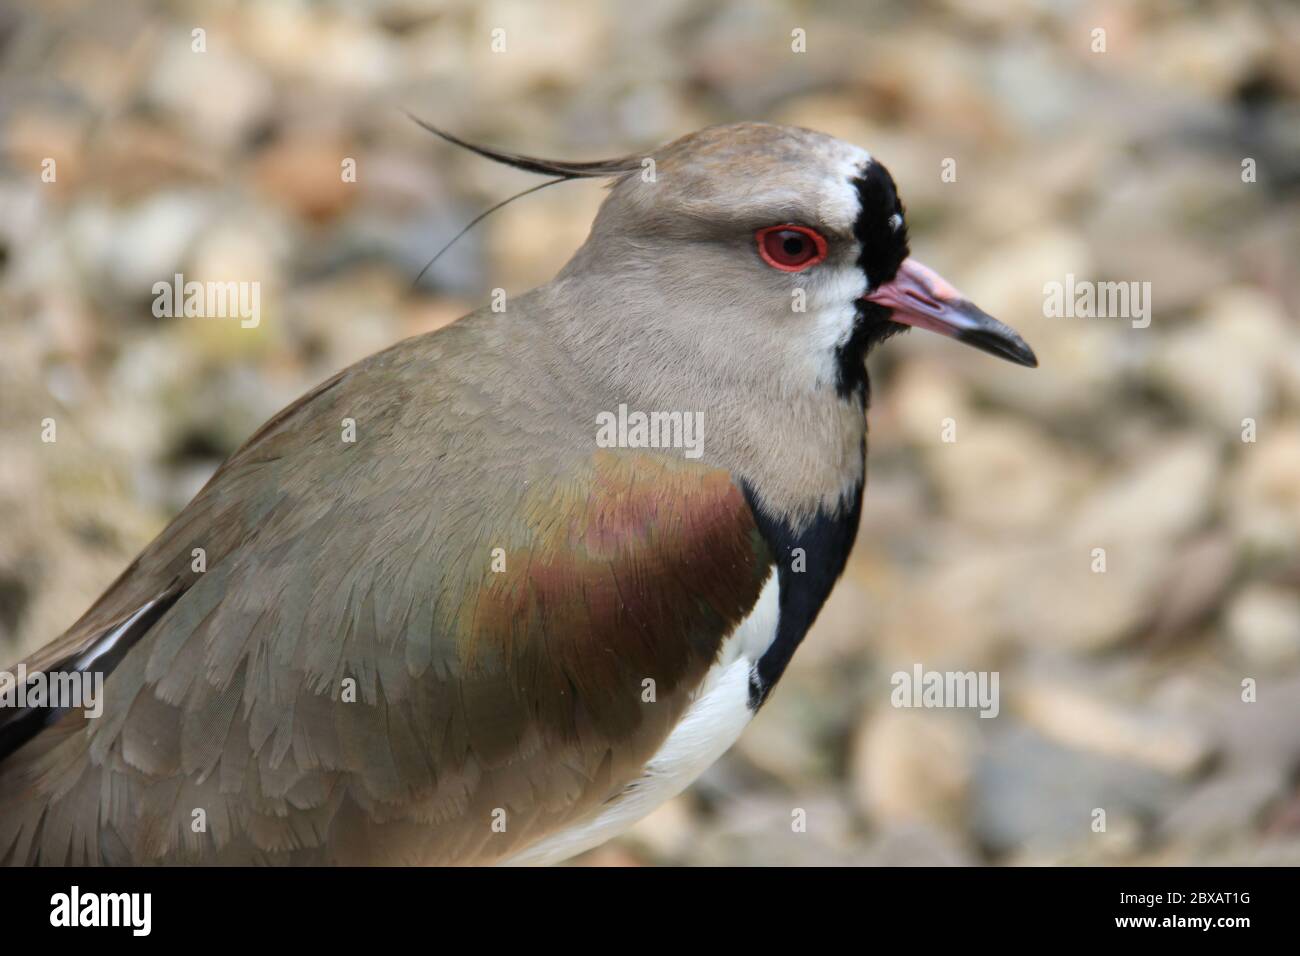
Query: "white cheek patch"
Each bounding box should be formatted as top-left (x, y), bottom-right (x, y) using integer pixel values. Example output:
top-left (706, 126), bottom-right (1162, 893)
top-left (779, 142), bottom-right (878, 389)
top-left (801, 150), bottom-right (875, 387)
top-left (792, 266), bottom-right (868, 389)
top-left (808, 268), bottom-right (868, 349)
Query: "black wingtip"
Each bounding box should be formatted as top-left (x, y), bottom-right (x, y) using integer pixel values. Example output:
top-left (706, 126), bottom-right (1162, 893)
top-left (0, 586), bottom-right (185, 766)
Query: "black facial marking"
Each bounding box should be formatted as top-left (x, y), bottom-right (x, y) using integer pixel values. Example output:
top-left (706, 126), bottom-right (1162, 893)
top-left (833, 319), bottom-right (873, 403)
top-left (742, 469), bottom-right (864, 710)
top-left (834, 161), bottom-right (913, 397)
top-left (852, 160), bottom-right (910, 290)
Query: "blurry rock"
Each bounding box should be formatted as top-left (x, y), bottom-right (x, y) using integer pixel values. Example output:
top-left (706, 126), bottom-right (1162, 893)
top-left (284, 271), bottom-right (404, 371)
top-left (923, 416), bottom-right (1084, 534)
top-left (1149, 287), bottom-right (1289, 431)
top-left (69, 192), bottom-right (213, 301)
top-left (850, 707), bottom-right (974, 830)
top-left (0, 183), bottom-right (47, 287)
top-left (145, 36), bottom-right (273, 149)
top-left (328, 205), bottom-right (487, 295)
top-left (878, 546), bottom-right (1009, 660)
top-left (965, 228), bottom-right (1092, 329)
top-left (187, 211), bottom-right (290, 359)
top-left (95, 118), bottom-right (220, 199)
top-left (685, 0), bottom-right (804, 117)
top-left (860, 821), bottom-right (974, 866)
top-left (1226, 584), bottom-right (1300, 666)
top-left (0, 565), bottom-right (33, 651)
top-left (890, 359), bottom-right (969, 444)
top-left (1263, 785), bottom-right (1300, 840)
top-left (853, 468), bottom-right (928, 545)
top-left (1160, 768), bottom-right (1285, 845)
top-left (465, 0), bottom-right (605, 97)
top-left (987, 41), bottom-right (1084, 133)
top-left (1193, 673), bottom-right (1300, 774)
top-left (110, 333), bottom-right (199, 407)
top-left (692, 748), bottom-right (776, 807)
top-left (1003, 539), bottom-right (1165, 651)
top-left (158, 461), bottom-right (221, 516)
top-left (689, 793), bottom-right (865, 866)
top-left (162, 365), bottom-right (287, 469)
top-left (571, 843), bottom-right (643, 867)
top-left (487, 183), bottom-right (605, 289)
top-left (1005, 811), bottom-right (1144, 865)
top-left (1227, 425), bottom-right (1300, 553)
top-left (1148, 532), bottom-right (1236, 638)
top-left (617, 795), bottom-right (697, 862)
top-left (799, 574), bottom-right (885, 667)
top-left (1022, 136), bottom-right (1110, 209)
top-left (252, 134), bottom-right (361, 223)
top-left (1096, 231), bottom-right (1230, 319)
top-left (971, 726), bottom-right (1181, 857)
top-left (1084, 161), bottom-right (1234, 316)
top-left (733, 675), bottom-right (835, 787)
top-left (957, 228), bottom-right (1136, 419)
top-left (1015, 682), bottom-right (1214, 777)
top-left (245, 3), bottom-right (398, 88)
top-left (1068, 435), bottom-right (1218, 545)
top-left (1139, 10), bottom-right (1272, 97)
top-left (1178, 837), bottom-right (1300, 866)
top-left (1276, 341), bottom-right (1300, 411)
top-left (3, 110), bottom-right (88, 195)
top-left (401, 297), bottom-right (475, 338)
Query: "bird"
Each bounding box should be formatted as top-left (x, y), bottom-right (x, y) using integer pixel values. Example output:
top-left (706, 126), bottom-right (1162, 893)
top-left (0, 121), bottom-right (1035, 865)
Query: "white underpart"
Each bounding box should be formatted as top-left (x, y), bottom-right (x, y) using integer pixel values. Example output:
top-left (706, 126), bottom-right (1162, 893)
top-left (503, 571), bottom-right (781, 866)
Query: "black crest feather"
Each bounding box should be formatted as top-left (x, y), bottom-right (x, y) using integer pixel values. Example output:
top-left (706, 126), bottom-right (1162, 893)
top-left (405, 113), bottom-right (641, 180)
top-left (406, 114), bottom-right (641, 287)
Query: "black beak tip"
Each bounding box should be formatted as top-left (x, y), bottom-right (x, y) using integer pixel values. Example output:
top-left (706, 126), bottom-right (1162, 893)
top-left (953, 327), bottom-right (1039, 369)
top-left (951, 304), bottom-right (1039, 369)
top-left (1011, 341), bottom-right (1039, 368)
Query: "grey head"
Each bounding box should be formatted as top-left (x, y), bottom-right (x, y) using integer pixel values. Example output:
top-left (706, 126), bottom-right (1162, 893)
top-left (413, 120), bottom-right (1036, 409)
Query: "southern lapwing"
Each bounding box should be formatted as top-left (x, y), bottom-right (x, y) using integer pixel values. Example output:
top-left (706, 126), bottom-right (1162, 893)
top-left (0, 122), bottom-right (1035, 865)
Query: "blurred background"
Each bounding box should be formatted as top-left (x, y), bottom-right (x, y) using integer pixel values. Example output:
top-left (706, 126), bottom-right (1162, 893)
top-left (1, 0), bottom-right (1299, 865)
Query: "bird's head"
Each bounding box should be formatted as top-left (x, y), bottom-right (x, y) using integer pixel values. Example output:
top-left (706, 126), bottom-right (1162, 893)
top-left (413, 120), bottom-right (1037, 402)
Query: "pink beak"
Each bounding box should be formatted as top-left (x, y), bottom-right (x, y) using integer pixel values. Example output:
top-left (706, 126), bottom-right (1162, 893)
top-left (862, 258), bottom-right (1037, 367)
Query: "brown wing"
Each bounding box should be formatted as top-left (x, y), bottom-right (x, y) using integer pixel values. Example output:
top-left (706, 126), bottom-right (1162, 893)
top-left (0, 335), bottom-right (771, 864)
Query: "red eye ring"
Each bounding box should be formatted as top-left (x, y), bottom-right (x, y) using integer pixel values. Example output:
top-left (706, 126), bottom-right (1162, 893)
top-left (755, 224), bottom-right (828, 272)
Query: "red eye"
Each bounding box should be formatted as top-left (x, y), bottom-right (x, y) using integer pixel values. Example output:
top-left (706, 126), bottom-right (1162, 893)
top-left (756, 224), bottom-right (828, 272)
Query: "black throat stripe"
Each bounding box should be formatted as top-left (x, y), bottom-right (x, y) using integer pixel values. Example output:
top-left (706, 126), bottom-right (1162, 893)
top-left (835, 161), bottom-right (912, 399)
top-left (741, 455), bottom-right (865, 710)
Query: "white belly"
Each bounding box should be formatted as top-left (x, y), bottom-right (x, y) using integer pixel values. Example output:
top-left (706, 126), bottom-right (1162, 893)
top-left (503, 571), bottom-right (781, 866)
